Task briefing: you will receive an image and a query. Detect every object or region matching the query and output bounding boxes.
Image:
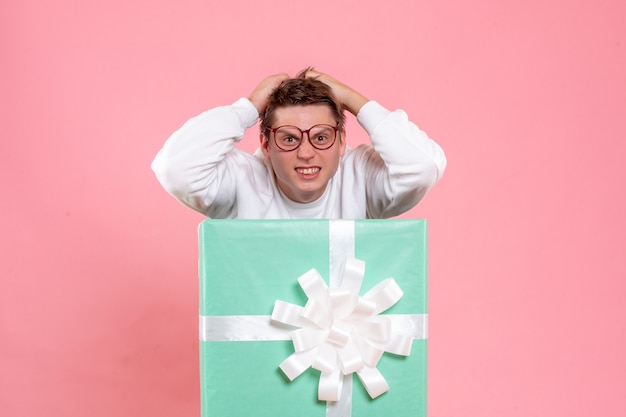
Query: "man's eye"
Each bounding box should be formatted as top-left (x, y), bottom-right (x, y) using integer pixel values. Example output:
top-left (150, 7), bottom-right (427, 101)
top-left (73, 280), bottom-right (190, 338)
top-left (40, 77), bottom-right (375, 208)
top-left (278, 135), bottom-right (300, 145)
top-left (314, 135), bottom-right (329, 142)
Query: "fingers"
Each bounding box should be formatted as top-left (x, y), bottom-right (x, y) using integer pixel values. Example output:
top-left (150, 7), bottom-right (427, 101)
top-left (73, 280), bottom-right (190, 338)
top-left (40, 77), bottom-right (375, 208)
top-left (303, 68), bottom-right (322, 79)
top-left (249, 70), bottom-right (367, 117)
top-left (303, 70), bottom-right (368, 116)
top-left (248, 73), bottom-right (289, 115)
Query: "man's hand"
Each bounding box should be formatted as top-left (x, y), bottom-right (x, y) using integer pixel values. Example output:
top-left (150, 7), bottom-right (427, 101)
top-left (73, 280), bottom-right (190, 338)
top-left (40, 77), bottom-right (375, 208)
top-left (248, 73), bottom-right (290, 116)
top-left (304, 69), bottom-right (369, 116)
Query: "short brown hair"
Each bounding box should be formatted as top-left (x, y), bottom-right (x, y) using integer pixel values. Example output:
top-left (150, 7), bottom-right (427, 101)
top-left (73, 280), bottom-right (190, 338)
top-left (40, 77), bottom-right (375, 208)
top-left (260, 68), bottom-right (345, 135)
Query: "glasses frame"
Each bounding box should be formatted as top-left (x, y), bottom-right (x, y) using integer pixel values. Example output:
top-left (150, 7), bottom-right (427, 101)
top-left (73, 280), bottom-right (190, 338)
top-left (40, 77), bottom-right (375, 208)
top-left (266, 124), bottom-right (340, 152)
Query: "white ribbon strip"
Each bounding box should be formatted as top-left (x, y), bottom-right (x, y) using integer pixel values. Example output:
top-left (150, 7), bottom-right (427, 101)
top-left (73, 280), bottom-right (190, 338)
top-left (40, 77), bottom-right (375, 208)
top-left (199, 315), bottom-right (291, 341)
top-left (200, 314), bottom-right (427, 342)
top-left (329, 220), bottom-right (355, 287)
top-left (327, 220), bottom-right (355, 417)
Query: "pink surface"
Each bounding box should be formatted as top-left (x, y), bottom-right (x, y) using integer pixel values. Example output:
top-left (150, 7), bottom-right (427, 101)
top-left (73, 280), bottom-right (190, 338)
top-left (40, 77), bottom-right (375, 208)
top-left (2, 1), bottom-right (625, 416)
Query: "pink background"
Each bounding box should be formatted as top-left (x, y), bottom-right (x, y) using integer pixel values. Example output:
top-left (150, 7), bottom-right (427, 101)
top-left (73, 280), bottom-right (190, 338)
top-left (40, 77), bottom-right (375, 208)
top-left (2, 0), bottom-right (625, 416)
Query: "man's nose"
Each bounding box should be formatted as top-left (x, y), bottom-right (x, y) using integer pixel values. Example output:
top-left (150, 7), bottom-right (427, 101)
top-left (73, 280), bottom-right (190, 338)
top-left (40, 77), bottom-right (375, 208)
top-left (297, 136), bottom-right (316, 158)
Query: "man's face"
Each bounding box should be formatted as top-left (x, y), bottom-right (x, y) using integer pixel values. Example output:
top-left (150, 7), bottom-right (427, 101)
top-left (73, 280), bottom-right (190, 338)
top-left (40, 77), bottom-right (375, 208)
top-left (261, 104), bottom-right (346, 204)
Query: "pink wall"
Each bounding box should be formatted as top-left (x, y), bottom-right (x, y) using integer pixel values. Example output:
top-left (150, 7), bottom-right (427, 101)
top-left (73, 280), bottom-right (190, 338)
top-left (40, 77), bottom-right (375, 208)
top-left (2, 0), bottom-right (625, 416)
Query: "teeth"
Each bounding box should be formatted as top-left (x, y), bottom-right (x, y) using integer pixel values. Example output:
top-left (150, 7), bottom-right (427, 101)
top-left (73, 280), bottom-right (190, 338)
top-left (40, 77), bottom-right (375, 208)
top-left (297, 168), bottom-right (320, 175)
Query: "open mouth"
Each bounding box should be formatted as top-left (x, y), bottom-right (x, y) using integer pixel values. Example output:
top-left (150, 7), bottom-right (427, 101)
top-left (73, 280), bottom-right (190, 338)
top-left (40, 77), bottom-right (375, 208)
top-left (296, 167), bottom-right (321, 175)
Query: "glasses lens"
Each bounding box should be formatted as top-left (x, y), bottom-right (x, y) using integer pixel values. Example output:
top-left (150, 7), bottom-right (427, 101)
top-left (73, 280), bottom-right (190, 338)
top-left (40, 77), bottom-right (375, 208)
top-left (274, 126), bottom-right (302, 151)
top-left (308, 125), bottom-right (336, 150)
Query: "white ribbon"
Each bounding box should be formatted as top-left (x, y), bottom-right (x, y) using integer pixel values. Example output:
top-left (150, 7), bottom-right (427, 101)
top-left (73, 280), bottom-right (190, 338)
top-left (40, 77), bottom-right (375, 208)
top-left (271, 257), bottom-right (415, 402)
top-left (200, 313), bottom-right (426, 342)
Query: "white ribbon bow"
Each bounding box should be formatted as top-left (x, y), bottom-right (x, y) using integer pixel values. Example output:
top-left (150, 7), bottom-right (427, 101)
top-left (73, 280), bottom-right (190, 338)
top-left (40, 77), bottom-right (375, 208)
top-left (271, 258), bottom-right (413, 402)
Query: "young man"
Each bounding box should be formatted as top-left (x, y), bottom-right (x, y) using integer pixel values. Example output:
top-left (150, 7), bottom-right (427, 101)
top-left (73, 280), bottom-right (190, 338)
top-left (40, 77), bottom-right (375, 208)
top-left (151, 69), bottom-right (446, 219)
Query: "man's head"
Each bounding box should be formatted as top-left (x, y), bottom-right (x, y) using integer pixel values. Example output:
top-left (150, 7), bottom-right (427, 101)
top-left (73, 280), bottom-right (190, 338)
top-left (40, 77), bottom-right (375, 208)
top-left (260, 69), bottom-right (347, 204)
top-left (260, 68), bottom-right (346, 133)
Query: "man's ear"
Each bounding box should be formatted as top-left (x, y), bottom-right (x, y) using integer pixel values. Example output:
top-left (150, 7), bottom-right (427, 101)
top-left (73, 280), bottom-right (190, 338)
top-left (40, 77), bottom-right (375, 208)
top-left (260, 133), bottom-right (270, 159)
top-left (338, 128), bottom-right (347, 157)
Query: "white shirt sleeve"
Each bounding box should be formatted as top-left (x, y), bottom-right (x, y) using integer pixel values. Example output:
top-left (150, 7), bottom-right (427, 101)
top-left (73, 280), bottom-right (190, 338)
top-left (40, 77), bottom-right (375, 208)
top-left (151, 98), bottom-right (259, 215)
top-left (356, 101), bottom-right (447, 218)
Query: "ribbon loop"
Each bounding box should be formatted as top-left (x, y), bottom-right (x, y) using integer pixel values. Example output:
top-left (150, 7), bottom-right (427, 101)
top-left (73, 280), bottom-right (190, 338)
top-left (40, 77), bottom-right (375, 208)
top-left (363, 278), bottom-right (404, 314)
top-left (338, 258), bottom-right (365, 292)
top-left (279, 348), bottom-right (319, 381)
top-left (356, 366), bottom-right (390, 399)
top-left (312, 343), bottom-right (338, 373)
top-left (292, 327), bottom-right (325, 352)
top-left (358, 316), bottom-right (392, 341)
top-left (298, 269), bottom-right (328, 300)
top-left (271, 300), bottom-right (306, 327)
top-left (327, 320), bottom-right (352, 347)
top-left (302, 299), bottom-right (331, 329)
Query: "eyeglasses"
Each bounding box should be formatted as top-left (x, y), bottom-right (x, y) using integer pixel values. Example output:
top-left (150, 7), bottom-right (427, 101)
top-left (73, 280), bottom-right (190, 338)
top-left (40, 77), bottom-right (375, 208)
top-left (266, 124), bottom-right (339, 152)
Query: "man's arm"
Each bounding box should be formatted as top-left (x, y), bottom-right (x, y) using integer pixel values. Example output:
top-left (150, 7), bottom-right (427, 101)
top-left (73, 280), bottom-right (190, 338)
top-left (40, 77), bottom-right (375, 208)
top-left (357, 102), bottom-right (447, 217)
top-left (150, 99), bottom-right (257, 215)
top-left (151, 73), bottom-right (289, 215)
top-left (305, 69), bottom-right (446, 217)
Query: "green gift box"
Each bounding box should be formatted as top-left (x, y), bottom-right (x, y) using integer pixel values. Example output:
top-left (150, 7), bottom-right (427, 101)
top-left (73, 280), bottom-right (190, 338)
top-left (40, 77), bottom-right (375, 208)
top-left (199, 219), bottom-right (428, 417)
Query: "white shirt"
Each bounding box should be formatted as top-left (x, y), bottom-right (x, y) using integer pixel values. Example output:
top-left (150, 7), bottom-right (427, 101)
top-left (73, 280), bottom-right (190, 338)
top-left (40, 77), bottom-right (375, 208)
top-left (152, 98), bottom-right (446, 219)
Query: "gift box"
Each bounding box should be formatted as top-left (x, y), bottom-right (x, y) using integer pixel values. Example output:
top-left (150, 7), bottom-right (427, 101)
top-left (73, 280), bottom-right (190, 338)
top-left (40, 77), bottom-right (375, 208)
top-left (198, 219), bottom-right (428, 417)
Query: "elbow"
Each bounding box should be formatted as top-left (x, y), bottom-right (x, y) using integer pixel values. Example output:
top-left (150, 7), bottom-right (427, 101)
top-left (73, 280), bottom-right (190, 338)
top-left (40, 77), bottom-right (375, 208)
top-left (433, 151), bottom-right (447, 182)
top-left (151, 151), bottom-right (185, 197)
top-left (418, 158), bottom-right (445, 192)
top-left (393, 161), bottom-right (443, 206)
top-left (403, 158), bottom-right (445, 192)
